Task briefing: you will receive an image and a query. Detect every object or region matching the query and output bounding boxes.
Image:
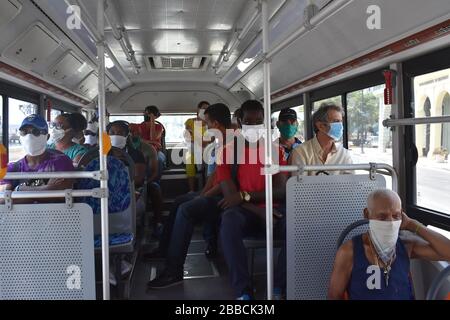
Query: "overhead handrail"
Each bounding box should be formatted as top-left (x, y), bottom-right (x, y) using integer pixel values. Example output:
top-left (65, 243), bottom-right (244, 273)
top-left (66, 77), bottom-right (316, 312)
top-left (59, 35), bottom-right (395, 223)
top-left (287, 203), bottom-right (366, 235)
top-left (426, 265), bottom-right (450, 300)
top-left (383, 116), bottom-right (450, 127)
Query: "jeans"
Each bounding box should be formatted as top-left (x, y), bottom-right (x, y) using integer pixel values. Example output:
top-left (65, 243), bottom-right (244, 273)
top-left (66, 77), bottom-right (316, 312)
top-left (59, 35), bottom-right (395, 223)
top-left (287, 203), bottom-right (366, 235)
top-left (157, 151), bottom-right (166, 180)
top-left (164, 195), bottom-right (222, 275)
top-left (219, 206), bottom-right (286, 297)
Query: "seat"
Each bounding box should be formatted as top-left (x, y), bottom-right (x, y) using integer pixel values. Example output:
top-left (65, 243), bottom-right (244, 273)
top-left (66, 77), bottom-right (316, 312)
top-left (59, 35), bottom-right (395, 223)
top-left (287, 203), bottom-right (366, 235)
top-left (336, 219), bottom-right (369, 249)
top-left (0, 203), bottom-right (95, 299)
top-left (426, 265), bottom-right (450, 300)
top-left (286, 173), bottom-right (386, 299)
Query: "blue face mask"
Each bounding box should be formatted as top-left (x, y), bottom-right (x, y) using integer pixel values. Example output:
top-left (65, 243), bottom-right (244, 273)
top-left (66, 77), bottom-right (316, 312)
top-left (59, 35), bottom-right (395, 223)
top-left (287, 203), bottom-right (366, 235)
top-left (327, 122), bottom-right (343, 141)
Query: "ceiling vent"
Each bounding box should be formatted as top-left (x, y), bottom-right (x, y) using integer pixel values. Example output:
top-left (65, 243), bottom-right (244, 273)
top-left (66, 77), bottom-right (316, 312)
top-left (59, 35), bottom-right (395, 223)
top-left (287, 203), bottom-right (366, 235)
top-left (0, 0), bottom-right (22, 29)
top-left (145, 55), bottom-right (211, 71)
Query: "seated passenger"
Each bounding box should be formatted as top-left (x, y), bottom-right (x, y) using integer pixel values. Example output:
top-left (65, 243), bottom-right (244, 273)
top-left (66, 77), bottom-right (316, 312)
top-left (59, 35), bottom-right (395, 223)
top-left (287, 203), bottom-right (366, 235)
top-left (289, 103), bottom-right (352, 175)
top-left (70, 112), bottom-right (88, 145)
top-left (129, 123), bottom-right (163, 230)
top-left (184, 101), bottom-right (211, 192)
top-left (0, 114), bottom-right (74, 203)
top-left (83, 121), bottom-right (99, 147)
top-left (48, 113), bottom-right (89, 165)
top-left (328, 189), bottom-right (450, 300)
top-left (216, 100), bottom-right (288, 300)
top-left (108, 120), bottom-right (147, 188)
top-left (276, 108), bottom-right (302, 161)
top-left (140, 105), bottom-right (166, 179)
top-left (146, 103), bottom-right (231, 289)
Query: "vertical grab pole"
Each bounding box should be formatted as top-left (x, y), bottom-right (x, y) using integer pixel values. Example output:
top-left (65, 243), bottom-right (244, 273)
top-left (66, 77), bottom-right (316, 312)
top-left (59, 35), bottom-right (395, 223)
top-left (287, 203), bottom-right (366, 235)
top-left (97, 0), bottom-right (110, 300)
top-left (261, 0), bottom-right (274, 300)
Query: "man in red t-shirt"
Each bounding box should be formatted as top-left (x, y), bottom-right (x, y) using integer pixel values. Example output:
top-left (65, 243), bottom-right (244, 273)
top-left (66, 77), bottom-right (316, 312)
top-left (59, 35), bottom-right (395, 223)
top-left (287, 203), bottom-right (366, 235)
top-left (215, 100), bottom-right (288, 300)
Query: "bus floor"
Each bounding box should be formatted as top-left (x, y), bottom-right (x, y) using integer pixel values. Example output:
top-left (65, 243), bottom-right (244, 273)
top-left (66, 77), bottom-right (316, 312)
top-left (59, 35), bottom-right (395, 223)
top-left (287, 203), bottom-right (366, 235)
top-left (128, 224), bottom-right (271, 300)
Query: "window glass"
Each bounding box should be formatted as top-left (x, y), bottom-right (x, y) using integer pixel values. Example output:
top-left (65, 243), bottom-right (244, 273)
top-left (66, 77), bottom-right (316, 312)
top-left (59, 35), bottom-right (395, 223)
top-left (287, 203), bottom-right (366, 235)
top-left (413, 68), bottom-right (450, 214)
top-left (312, 96), bottom-right (341, 113)
top-left (8, 98), bottom-right (38, 162)
top-left (50, 109), bottom-right (62, 122)
top-left (0, 97), bottom-right (3, 145)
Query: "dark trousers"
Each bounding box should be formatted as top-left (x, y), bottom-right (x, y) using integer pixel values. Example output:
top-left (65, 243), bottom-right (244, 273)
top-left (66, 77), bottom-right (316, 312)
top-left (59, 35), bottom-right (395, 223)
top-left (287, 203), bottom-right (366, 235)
top-left (160, 194), bottom-right (220, 274)
top-left (219, 206), bottom-right (286, 297)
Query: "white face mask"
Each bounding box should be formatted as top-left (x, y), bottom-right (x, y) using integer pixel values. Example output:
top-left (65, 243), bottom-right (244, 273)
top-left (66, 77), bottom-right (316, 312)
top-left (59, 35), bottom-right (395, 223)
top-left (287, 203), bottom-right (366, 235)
top-left (84, 135), bottom-right (98, 146)
top-left (72, 137), bottom-right (83, 144)
top-left (241, 124), bottom-right (265, 143)
top-left (50, 128), bottom-right (66, 143)
top-left (20, 134), bottom-right (47, 156)
top-left (369, 219), bottom-right (401, 263)
top-left (198, 109), bottom-right (206, 121)
top-left (110, 135), bottom-right (127, 149)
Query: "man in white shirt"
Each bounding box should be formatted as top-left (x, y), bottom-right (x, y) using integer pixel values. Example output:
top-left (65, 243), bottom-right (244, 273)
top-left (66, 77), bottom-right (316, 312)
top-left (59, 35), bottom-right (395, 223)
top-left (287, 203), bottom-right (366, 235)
top-left (289, 103), bottom-right (352, 175)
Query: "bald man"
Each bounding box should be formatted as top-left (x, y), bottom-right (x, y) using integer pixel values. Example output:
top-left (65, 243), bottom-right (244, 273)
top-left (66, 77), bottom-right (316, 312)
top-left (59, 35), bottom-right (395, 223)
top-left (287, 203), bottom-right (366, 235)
top-left (328, 189), bottom-right (450, 300)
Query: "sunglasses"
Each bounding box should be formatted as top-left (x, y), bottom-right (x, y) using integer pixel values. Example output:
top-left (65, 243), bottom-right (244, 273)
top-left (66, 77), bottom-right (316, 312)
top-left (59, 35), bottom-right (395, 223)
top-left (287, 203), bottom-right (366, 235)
top-left (19, 128), bottom-right (48, 137)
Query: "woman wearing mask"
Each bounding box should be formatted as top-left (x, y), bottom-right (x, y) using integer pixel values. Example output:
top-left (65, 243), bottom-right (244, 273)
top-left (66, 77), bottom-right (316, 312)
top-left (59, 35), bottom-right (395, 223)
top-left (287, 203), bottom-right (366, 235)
top-left (184, 101), bottom-right (210, 192)
top-left (48, 113), bottom-right (88, 165)
top-left (0, 114), bottom-right (74, 202)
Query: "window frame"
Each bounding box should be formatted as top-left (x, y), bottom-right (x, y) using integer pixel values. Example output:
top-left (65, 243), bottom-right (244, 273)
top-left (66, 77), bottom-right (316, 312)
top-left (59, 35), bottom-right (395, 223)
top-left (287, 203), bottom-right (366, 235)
top-left (402, 46), bottom-right (450, 231)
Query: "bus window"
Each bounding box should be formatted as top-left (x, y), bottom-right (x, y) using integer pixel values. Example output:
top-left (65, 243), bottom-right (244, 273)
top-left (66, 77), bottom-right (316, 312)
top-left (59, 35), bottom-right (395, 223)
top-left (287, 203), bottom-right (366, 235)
top-left (109, 115), bottom-right (143, 124)
top-left (0, 97), bottom-right (3, 145)
top-left (8, 98), bottom-right (38, 162)
top-left (346, 85), bottom-right (392, 165)
top-left (159, 114), bottom-right (195, 146)
top-left (50, 109), bottom-right (62, 121)
top-left (413, 68), bottom-right (450, 215)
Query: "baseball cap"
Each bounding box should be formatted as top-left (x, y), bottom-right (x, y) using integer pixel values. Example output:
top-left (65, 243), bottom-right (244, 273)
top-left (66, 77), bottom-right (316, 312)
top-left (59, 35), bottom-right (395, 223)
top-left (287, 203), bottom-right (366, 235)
top-left (19, 114), bottom-right (48, 132)
top-left (278, 108), bottom-right (297, 121)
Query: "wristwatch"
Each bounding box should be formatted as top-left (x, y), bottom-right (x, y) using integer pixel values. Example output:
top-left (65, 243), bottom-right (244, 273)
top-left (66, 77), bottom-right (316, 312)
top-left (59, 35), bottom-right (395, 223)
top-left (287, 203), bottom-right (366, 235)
top-left (241, 191), bottom-right (251, 202)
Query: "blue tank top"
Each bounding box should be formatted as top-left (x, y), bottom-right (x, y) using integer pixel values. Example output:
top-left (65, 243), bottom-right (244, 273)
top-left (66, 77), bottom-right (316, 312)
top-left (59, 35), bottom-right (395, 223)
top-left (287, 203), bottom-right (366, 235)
top-left (347, 234), bottom-right (414, 300)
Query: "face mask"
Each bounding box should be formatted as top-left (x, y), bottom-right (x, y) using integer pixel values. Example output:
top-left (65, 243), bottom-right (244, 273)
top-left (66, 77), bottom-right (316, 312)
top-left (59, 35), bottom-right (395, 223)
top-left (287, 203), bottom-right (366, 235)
top-left (131, 136), bottom-right (141, 149)
top-left (369, 219), bottom-right (401, 263)
top-left (110, 135), bottom-right (127, 149)
top-left (241, 124), bottom-right (265, 143)
top-left (198, 109), bottom-right (206, 121)
top-left (84, 135), bottom-right (98, 146)
top-left (50, 128), bottom-right (67, 143)
top-left (144, 115), bottom-right (150, 122)
top-left (20, 134), bottom-right (47, 156)
top-left (278, 124), bottom-right (298, 139)
top-left (326, 122), bottom-right (343, 141)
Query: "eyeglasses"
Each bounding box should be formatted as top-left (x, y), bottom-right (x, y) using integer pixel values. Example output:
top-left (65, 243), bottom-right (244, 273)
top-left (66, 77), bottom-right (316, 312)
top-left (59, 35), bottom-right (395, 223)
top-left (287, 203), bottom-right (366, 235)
top-left (49, 122), bottom-right (65, 130)
top-left (19, 128), bottom-right (48, 137)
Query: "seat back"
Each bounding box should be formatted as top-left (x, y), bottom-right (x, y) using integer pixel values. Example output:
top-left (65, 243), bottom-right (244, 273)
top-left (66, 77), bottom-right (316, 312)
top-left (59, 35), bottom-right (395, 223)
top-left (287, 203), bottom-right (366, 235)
top-left (0, 203), bottom-right (95, 299)
top-left (286, 174), bottom-right (386, 300)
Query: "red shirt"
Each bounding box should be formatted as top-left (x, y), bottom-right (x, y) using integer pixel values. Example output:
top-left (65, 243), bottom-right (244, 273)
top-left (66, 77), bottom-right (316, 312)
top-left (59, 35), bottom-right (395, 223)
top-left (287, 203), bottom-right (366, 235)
top-left (215, 143), bottom-right (287, 206)
top-left (140, 121), bottom-right (164, 151)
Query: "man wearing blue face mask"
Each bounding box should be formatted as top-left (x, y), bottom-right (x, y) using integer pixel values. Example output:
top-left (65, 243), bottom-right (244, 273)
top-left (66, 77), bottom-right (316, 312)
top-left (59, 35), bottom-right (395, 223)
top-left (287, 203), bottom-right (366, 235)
top-left (289, 103), bottom-right (352, 175)
top-left (276, 108), bottom-right (302, 161)
top-left (328, 189), bottom-right (450, 300)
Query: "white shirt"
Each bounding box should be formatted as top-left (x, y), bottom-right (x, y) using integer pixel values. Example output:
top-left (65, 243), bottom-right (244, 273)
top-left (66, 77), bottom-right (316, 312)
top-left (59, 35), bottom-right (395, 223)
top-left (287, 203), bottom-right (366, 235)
top-left (289, 136), bottom-right (353, 175)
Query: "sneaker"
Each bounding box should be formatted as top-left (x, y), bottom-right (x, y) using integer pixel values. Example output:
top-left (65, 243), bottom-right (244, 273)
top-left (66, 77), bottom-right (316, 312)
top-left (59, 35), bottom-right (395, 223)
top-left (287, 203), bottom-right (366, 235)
top-left (236, 293), bottom-right (252, 300)
top-left (146, 272), bottom-right (183, 289)
top-left (109, 272), bottom-right (117, 286)
top-left (121, 260), bottom-right (132, 277)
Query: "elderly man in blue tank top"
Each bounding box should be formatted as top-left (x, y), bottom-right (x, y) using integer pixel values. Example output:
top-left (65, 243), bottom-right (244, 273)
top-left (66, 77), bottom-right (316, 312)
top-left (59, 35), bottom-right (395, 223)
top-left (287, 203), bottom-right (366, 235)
top-left (328, 189), bottom-right (450, 300)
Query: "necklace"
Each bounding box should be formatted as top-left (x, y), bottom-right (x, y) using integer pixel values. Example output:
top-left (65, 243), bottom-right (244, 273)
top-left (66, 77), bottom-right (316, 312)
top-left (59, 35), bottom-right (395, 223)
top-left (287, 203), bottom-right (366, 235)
top-left (367, 235), bottom-right (396, 287)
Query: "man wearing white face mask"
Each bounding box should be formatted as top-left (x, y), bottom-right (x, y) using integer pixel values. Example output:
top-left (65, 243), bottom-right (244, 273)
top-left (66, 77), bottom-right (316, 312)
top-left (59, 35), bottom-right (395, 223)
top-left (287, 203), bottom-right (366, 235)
top-left (107, 120), bottom-right (147, 188)
top-left (83, 121), bottom-right (99, 147)
top-left (0, 114), bottom-right (74, 202)
top-left (328, 189), bottom-right (450, 300)
top-left (289, 103), bottom-right (352, 175)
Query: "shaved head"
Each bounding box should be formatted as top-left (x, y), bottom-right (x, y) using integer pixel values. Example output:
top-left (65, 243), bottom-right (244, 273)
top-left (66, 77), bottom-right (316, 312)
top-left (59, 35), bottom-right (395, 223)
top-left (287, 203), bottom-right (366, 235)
top-left (365, 189), bottom-right (402, 221)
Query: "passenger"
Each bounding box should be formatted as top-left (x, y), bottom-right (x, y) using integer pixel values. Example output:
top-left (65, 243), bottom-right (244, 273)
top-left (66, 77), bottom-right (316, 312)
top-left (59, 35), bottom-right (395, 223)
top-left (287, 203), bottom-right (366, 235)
top-left (231, 107), bottom-right (242, 129)
top-left (184, 101), bottom-right (211, 192)
top-left (328, 189), bottom-right (450, 300)
top-left (0, 114), bottom-right (74, 203)
top-left (276, 108), bottom-right (302, 161)
top-left (129, 123), bottom-right (163, 231)
top-left (48, 113), bottom-right (89, 165)
top-left (70, 112), bottom-right (88, 145)
top-left (215, 100), bottom-right (288, 300)
top-left (83, 121), bottom-right (99, 147)
top-left (140, 105), bottom-right (166, 179)
top-left (145, 103), bottom-right (232, 289)
top-left (107, 120), bottom-right (146, 188)
top-left (289, 103), bottom-right (352, 175)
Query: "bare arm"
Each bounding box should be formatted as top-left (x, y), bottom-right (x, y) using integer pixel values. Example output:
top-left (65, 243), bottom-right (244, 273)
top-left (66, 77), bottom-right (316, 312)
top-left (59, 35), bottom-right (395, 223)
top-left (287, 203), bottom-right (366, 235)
top-left (246, 172), bottom-right (287, 203)
top-left (328, 241), bottom-right (354, 300)
top-left (402, 212), bottom-right (450, 262)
